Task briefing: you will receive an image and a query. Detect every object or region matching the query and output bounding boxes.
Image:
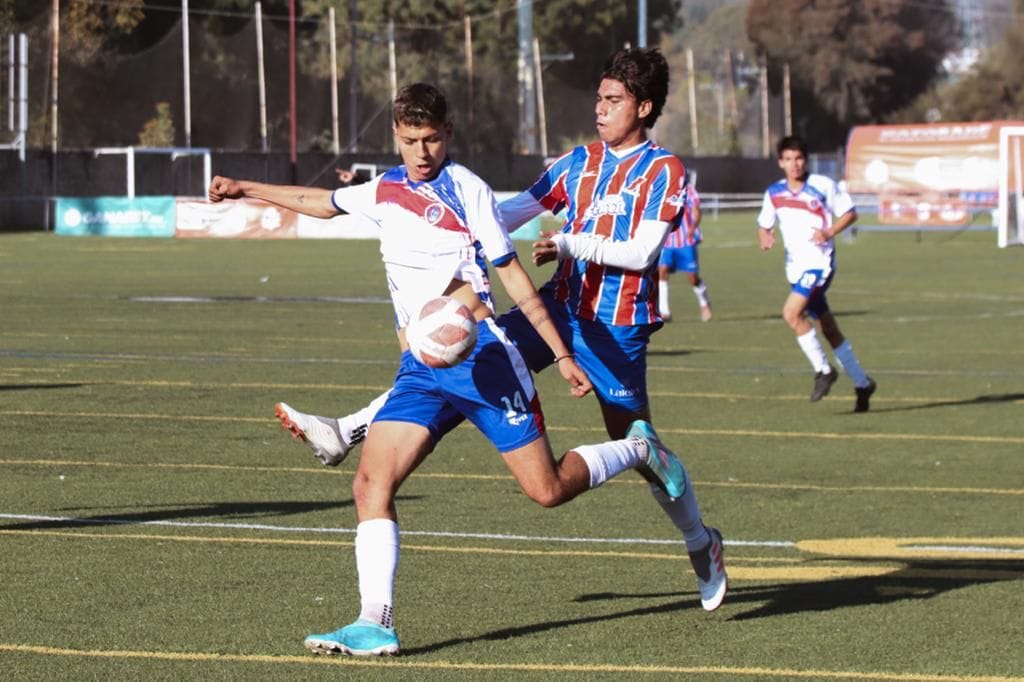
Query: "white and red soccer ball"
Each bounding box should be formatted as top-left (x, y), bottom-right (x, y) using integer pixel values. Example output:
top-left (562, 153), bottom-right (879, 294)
top-left (405, 296), bottom-right (478, 368)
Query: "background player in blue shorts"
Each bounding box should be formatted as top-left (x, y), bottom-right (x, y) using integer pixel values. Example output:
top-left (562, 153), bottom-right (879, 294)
top-left (210, 82), bottom-right (694, 656)
top-left (658, 175), bottom-right (713, 321)
top-left (278, 49), bottom-right (729, 616)
top-left (757, 135), bottom-right (877, 412)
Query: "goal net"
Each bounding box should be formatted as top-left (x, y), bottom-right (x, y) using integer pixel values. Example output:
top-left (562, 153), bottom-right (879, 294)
top-left (998, 126), bottom-right (1024, 248)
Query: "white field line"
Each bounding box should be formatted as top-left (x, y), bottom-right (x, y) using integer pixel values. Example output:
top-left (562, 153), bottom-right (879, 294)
top-left (0, 512), bottom-right (793, 548)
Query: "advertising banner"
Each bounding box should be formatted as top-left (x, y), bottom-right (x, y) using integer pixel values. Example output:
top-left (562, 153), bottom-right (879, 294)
top-left (845, 121), bottom-right (1024, 225)
top-left (56, 196), bottom-right (176, 237)
top-left (175, 198), bottom-right (297, 239)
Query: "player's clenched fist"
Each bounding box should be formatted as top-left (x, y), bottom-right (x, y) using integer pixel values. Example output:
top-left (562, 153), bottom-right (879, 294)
top-left (208, 176), bottom-right (243, 202)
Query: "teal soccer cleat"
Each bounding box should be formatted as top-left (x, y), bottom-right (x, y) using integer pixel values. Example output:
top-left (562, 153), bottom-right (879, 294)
top-left (304, 619), bottom-right (400, 656)
top-left (627, 419), bottom-right (687, 500)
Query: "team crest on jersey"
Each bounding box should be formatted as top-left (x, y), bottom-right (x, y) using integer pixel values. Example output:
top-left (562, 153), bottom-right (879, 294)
top-left (424, 202), bottom-right (446, 224)
top-left (582, 194), bottom-right (627, 221)
top-left (808, 198), bottom-right (821, 211)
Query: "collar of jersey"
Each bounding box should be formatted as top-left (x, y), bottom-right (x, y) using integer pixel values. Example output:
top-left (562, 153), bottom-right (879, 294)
top-left (605, 139), bottom-right (651, 159)
top-left (396, 157), bottom-right (453, 190)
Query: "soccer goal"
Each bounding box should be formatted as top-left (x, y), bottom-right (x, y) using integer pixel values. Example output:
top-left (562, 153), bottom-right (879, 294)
top-left (997, 126), bottom-right (1024, 248)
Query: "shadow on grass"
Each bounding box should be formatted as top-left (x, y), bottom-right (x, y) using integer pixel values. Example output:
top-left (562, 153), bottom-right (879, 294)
top-left (0, 383), bottom-right (84, 391)
top-left (0, 499), bottom-right (366, 531)
top-left (401, 596), bottom-right (695, 656)
top-left (868, 392), bottom-right (1024, 414)
top-left (403, 558), bottom-right (1023, 654)
top-left (699, 309), bottom-right (872, 324)
top-left (722, 558), bottom-right (1024, 620)
top-left (573, 558), bottom-right (1023, 623)
top-left (647, 349), bottom-right (697, 357)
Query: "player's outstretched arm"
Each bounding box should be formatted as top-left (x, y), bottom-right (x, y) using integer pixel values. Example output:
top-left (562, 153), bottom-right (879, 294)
top-left (207, 175), bottom-right (340, 219)
top-left (493, 258), bottom-right (592, 398)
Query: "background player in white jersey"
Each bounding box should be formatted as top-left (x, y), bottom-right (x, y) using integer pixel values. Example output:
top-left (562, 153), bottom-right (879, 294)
top-left (278, 50), bottom-right (727, 615)
top-left (658, 175), bottom-right (712, 321)
top-left (757, 135), bottom-right (876, 412)
top-left (209, 82), bottom-right (692, 657)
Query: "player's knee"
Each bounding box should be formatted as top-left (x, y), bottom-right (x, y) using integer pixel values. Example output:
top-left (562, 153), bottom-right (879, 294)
top-left (521, 482), bottom-right (566, 508)
top-left (351, 469), bottom-right (393, 509)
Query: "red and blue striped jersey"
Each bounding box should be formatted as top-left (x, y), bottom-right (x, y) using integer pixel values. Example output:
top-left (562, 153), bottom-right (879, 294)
top-left (527, 140), bottom-right (687, 326)
top-left (663, 184), bottom-right (701, 248)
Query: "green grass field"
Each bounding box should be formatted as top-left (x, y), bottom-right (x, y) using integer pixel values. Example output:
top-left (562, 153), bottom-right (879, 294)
top-left (1, 215), bottom-right (1022, 681)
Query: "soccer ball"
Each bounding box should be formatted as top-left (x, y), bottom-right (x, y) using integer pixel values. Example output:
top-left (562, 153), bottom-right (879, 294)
top-left (405, 296), bottom-right (479, 369)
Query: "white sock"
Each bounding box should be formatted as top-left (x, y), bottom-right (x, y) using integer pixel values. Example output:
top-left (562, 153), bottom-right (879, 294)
top-left (796, 329), bottom-right (830, 373)
top-left (355, 518), bottom-right (399, 628)
top-left (658, 280), bottom-right (671, 317)
top-left (574, 439), bottom-right (645, 489)
top-left (692, 282), bottom-right (710, 308)
top-left (833, 340), bottom-right (870, 387)
top-left (649, 483), bottom-right (709, 553)
top-left (339, 390), bottom-right (391, 446)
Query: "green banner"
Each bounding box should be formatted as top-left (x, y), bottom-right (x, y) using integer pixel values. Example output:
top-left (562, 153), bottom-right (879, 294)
top-left (56, 196), bottom-right (176, 237)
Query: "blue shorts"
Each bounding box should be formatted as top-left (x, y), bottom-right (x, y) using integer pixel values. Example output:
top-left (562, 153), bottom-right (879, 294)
top-left (375, 319), bottom-right (545, 453)
top-left (790, 268), bottom-right (833, 319)
top-left (658, 245), bottom-right (699, 273)
top-left (496, 286), bottom-right (655, 413)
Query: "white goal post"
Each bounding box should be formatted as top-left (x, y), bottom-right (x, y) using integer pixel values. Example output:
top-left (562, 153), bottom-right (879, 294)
top-left (93, 146), bottom-right (211, 199)
top-left (997, 125), bottom-right (1024, 248)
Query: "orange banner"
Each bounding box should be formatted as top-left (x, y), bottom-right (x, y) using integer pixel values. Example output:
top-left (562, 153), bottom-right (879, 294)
top-left (175, 198), bottom-right (298, 239)
top-left (847, 122), bottom-right (1016, 195)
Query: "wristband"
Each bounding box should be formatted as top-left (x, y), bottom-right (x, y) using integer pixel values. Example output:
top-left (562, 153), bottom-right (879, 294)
top-left (553, 354), bottom-right (574, 363)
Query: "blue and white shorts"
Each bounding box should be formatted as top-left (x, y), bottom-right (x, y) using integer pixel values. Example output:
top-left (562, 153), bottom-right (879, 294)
top-left (790, 268), bottom-right (834, 319)
top-left (658, 244), bottom-right (699, 273)
top-left (375, 318), bottom-right (545, 453)
top-left (496, 287), bottom-right (654, 413)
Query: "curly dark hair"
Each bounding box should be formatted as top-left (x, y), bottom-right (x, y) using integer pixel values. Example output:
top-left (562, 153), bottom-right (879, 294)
top-left (601, 48), bottom-right (670, 129)
top-left (392, 82), bottom-right (449, 127)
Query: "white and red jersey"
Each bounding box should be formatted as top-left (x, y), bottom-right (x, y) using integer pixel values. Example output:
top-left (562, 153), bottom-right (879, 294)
top-left (519, 140), bottom-right (687, 326)
top-left (757, 174), bottom-right (855, 283)
top-left (331, 160), bottom-right (515, 328)
top-left (664, 184), bottom-right (701, 248)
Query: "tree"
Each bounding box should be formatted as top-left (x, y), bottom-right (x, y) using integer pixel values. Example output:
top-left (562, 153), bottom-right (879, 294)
top-left (894, 7), bottom-right (1024, 123)
top-left (746, 0), bottom-right (959, 149)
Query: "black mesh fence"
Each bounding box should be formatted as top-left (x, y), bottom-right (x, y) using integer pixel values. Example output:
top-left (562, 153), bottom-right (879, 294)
top-left (1, 3), bottom-right (787, 160)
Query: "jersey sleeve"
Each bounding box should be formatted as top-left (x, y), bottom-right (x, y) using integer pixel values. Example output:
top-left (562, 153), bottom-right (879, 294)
top-left (756, 190), bottom-right (776, 229)
top-left (330, 177), bottom-right (382, 221)
top-left (643, 158), bottom-right (688, 223)
top-left (830, 182), bottom-right (856, 217)
top-left (526, 152), bottom-right (572, 214)
top-left (497, 191), bottom-right (546, 233)
top-left (458, 171), bottom-right (517, 266)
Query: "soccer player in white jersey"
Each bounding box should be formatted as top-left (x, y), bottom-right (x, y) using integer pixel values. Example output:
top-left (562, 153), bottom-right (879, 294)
top-left (276, 50), bottom-right (728, 616)
top-left (757, 135), bottom-right (876, 412)
top-left (209, 82), bottom-right (693, 657)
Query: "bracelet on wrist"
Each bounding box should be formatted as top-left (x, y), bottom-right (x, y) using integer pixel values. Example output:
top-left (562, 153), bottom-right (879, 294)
top-left (553, 354), bottom-right (574, 363)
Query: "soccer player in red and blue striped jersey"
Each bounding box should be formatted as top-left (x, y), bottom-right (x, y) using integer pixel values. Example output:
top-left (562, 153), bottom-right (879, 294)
top-left (658, 179), bottom-right (712, 321)
top-left (279, 51), bottom-right (729, 613)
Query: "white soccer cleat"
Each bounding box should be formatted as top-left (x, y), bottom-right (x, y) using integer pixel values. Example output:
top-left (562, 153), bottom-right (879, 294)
top-left (274, 402), bottom-right (359, 467)
top-left (689, 526), bottom-right (728, 611)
